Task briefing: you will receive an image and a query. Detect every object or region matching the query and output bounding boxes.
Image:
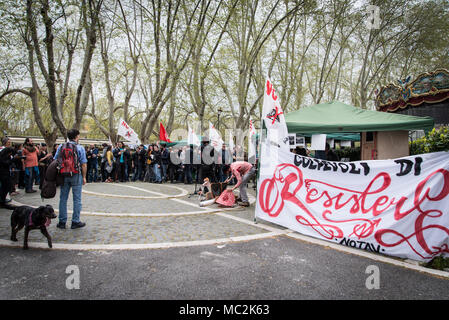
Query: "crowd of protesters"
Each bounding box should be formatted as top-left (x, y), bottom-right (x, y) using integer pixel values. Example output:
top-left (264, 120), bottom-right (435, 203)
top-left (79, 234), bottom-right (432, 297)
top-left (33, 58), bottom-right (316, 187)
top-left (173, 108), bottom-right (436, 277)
top-left (94, 140), bottom-right (241, 185)
top-left (0, 136), bottom-right (253, 207)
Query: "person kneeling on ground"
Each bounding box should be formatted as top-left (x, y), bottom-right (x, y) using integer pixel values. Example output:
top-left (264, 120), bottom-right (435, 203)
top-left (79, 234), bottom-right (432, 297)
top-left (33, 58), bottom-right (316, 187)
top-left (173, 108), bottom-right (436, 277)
top-left (223, 161), bottom-right (256, 207)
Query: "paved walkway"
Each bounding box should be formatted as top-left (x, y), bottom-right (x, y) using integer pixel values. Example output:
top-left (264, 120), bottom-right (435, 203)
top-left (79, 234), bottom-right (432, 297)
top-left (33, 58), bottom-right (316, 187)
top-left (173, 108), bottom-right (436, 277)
top-left (1, 181), bottom-right (449, 279)
top-left (0, 182), bottom-right (281, 248)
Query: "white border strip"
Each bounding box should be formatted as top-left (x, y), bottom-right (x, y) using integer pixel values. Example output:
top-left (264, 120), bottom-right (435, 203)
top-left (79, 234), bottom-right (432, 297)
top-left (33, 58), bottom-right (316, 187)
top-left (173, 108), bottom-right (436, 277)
top-left (0, 231), bottom-right (287, 251)
top-left (9, 199), bottom-right (254, 217)
top-left (82, 183), bottom-right (188, 199)
top-left (11, 185), bottom-right (256, 217)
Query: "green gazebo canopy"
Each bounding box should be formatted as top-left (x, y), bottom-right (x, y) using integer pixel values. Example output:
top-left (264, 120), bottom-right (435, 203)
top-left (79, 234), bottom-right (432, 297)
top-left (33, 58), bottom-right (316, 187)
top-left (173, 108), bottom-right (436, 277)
top-left (285, 101), bottom-right (434, 134)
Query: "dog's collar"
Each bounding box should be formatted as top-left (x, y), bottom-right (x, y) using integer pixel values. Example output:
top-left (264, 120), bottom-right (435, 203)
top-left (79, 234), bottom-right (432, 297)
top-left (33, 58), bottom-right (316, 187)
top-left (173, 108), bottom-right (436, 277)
top-left (28, 212), bottom-right (51, 227)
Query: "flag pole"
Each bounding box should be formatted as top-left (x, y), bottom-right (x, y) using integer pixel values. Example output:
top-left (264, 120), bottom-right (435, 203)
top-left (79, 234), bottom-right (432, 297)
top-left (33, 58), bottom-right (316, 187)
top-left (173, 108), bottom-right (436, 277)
top-left (254, 80), bottom-right (266, 224)
top-left (254, 116), bottom-right (264, 224)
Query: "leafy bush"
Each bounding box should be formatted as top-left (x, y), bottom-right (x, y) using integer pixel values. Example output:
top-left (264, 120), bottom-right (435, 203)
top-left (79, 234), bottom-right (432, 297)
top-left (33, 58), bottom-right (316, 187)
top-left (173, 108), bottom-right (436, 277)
top-left (425, 256), bottom-right (449, 271)
top-left (410, 126), bottom-right (449, 155)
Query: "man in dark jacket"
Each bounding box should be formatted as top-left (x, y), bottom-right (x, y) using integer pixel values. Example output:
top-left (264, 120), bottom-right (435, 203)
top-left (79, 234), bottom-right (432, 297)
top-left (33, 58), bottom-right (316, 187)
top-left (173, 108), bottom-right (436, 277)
top-left (137, 145), bottom-right (147, 181)
top-left (0, 137), bottom-right (21, 207)
top-left (218, 144), bottom-right (232, 182)
top-left (161, 145), bottom-right (170, 182)
top-left (152, 145), bottom-right (162, 183)
top-left (200, 141), bottom-right (215, 183)
top-left (131, 147), bottom-right (139, 181)
top-left (86, 144), bottom-right (99, 183)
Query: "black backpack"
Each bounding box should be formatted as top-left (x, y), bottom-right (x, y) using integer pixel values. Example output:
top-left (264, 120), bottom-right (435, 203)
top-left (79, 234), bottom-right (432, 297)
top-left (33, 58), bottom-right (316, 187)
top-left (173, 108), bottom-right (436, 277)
top-left (41, 160), bottom-right (63, 199)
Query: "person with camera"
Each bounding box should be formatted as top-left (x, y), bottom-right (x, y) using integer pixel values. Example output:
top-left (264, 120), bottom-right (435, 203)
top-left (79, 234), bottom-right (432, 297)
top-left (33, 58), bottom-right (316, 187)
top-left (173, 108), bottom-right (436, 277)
top-left (0, 137), bottom-right (22, 207)
top-left (22, 137), bottom-right (40, 193)
top-left (86, 144), bottom-right (99, 183)
top-left (152, 145), bottom-right (162, 183)
top-left (38, 143), bottom-right (53, 190)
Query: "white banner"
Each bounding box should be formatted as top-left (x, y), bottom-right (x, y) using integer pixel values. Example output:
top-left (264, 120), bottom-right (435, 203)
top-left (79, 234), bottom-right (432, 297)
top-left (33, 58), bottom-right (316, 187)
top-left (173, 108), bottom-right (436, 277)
top-left (117, 118), bottom-right (140, 145)
top-left (255, 145), bottom-right (449, 262)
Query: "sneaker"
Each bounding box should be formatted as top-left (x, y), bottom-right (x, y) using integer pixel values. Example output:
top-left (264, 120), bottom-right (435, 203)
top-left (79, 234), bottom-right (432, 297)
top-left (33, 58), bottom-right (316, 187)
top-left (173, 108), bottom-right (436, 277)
top-left (56, 222), bottom-right (66, 229)
top-left (25, 189), bottom-right (37, 193)
top-left (71, 221), bottom-right (86, 229)
top-left (239, 201), bottom-right (250, 207)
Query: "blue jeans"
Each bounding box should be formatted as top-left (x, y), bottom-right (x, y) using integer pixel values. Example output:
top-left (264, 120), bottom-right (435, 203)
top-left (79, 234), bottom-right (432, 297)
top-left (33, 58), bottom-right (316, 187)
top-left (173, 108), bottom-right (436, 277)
top-left (161, 164), bottom-right (168, 181)
top-left (59, 174), bottom-right (83, 224)
top-left (24, 166), bottom-right (39, 191)
top-left (153, 164), bottom-right (162, 182)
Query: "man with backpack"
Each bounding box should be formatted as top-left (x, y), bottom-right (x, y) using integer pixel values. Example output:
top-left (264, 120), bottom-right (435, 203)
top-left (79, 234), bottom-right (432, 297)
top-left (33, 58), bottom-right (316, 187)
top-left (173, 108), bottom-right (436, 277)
top-left (53, 129), bottom-right (88, 229)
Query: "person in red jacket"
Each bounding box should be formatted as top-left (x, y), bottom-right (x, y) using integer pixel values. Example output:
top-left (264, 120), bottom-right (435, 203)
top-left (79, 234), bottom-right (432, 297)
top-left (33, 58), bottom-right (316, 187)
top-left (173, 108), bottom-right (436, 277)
top-left (22, 138), bottom-right (40, 193)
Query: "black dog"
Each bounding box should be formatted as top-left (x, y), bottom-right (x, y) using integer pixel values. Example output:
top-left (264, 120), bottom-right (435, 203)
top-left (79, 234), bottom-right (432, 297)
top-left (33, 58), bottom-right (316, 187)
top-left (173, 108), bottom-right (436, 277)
top-left (10, 205), bottom-right (57, 250)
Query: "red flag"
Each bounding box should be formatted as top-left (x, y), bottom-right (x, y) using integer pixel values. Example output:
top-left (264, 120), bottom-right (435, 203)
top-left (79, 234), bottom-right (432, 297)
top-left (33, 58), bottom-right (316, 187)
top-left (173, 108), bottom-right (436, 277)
top-left (159, 122), bottom-right (172, 142)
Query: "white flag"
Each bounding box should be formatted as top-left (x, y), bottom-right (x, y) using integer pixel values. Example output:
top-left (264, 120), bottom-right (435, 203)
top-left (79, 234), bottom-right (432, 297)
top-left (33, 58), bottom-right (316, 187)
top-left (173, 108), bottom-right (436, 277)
top-left (188, 125), bottom-right (201, 146)
top-left (228, 131), bottom-right (235, 151)
top-left (117, 118), bottom-right (141, 145)
top-left (209, 122), bottom-right (224, 151)
top-left (248, 119), bottom-right (256, 159)
top-left (262, 77), bottom-right (289, 151)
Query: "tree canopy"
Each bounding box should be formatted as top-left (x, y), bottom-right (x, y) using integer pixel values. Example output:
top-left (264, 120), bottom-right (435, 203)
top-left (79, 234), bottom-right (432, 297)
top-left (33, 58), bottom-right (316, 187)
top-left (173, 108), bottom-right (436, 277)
top-left (0, 0), bottom-right (447, 148)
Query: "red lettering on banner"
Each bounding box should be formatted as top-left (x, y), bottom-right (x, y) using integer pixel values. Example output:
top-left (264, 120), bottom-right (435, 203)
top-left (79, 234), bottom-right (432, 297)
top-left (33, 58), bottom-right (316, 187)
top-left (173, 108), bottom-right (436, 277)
top-left (375, 169), bottom-right (449, 259)
top-left (258, 163), bottom-right (449, 259)
top-left (265, 80), bottom-right (278, 101)
top-left (304, 172), bottom-right (394, 217)
top-left (259, 164), bottom-right (343, 240)
top-left (122, 121), bottom-right (129, 129)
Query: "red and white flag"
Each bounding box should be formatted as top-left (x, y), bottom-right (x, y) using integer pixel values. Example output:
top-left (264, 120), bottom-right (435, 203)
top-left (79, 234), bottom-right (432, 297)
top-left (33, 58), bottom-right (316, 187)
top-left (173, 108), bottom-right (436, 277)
top-left (117, 118), bottom-right (141, 145)
top-left (159, 122), bottom-right (172, 143)
top-left (262, 77), bottom-right (289, 151)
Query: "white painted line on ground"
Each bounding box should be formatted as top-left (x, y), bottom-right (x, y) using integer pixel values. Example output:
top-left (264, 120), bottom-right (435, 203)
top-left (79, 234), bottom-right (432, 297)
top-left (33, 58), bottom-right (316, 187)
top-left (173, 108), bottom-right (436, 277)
top-left (9, 199), bottom-right (253, 217)
top-left (11, 184), bottom-right (257, 217)
top-left (0, 231), bottom-right (286, 251)
top-left (82, 183), bottom-right (188, 199)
